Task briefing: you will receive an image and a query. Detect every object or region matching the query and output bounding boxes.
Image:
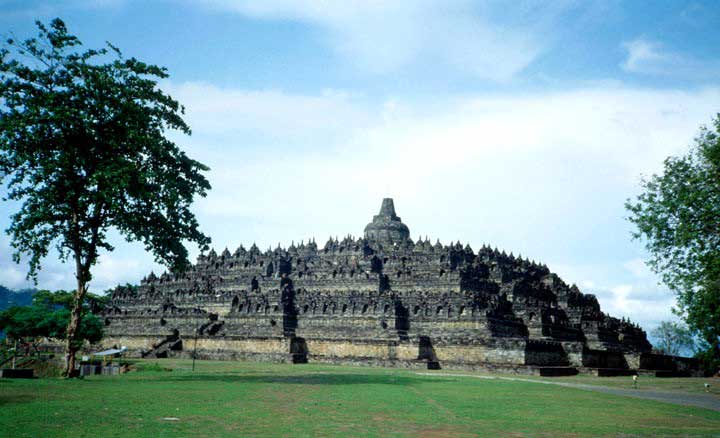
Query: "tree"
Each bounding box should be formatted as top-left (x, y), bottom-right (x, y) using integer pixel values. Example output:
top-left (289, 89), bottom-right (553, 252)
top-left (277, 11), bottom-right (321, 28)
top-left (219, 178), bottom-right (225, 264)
top-left (32, 288), bottom-right (109, 314)
top-left (0, 305), bottom-right (103, 347)
top-left (0, 290), bottom-right (103, 351)
top-left (650, 321), bottom-right (695, 356)
top-left (626, 114), bottom-right (720, 372)
top-left (0, 19), bottom-right (211, 377)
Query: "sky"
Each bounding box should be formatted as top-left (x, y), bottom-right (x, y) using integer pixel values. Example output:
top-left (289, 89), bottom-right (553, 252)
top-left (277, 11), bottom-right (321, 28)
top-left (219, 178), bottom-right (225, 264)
top-left (1, 0), bottom-right (719, 337)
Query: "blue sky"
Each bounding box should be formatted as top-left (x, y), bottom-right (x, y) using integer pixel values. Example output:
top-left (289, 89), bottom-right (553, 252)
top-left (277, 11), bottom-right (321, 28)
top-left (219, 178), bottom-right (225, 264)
top-left (1, 1), bottom-right (719, 335)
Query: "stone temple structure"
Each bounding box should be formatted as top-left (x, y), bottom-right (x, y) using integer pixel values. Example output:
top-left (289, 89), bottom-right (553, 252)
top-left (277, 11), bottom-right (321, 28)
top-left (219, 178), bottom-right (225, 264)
top-left (102, 199), bottom-right (698, 375)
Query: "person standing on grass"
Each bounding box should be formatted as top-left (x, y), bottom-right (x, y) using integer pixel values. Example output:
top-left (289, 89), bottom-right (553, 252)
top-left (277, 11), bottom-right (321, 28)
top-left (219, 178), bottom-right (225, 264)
top-left (633, 374), bottom-right (638, 389)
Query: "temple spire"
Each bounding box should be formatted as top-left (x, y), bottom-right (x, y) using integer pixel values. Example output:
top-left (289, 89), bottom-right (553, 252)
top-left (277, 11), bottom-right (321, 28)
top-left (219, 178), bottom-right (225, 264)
top-left (364, 198), bottom-right (410, 243)
top-left (378, 198), bottom-right (399, 219)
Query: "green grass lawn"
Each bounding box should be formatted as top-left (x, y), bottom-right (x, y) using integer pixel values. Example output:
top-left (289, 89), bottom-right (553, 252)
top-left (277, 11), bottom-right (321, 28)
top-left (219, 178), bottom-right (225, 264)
top-left (1, 359), bottom-right (719, 437)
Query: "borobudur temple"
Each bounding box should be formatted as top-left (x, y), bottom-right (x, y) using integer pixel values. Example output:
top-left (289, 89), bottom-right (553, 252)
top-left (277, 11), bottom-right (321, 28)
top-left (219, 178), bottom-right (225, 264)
top-left (102, 198), bottom-right (699, 376)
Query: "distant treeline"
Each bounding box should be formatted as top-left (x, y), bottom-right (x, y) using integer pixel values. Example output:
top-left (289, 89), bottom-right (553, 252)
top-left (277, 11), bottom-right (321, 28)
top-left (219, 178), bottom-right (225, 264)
top-left (0, 285), bottom-right (37, 311)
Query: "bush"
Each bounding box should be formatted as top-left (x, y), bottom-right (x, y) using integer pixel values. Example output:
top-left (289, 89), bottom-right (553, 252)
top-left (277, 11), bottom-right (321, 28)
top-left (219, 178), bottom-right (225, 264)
top-left (133, 361), bottom-right (172, 372)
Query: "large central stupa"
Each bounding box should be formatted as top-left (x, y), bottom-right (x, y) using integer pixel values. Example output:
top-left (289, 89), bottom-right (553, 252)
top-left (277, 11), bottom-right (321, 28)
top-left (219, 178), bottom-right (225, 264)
top-left (102, 199), bottom-right (698, 375)
top-left (364, 198), bottom-right (411, 243)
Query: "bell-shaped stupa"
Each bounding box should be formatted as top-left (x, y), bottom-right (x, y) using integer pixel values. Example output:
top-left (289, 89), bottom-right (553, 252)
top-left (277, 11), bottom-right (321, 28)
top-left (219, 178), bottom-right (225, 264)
top-left (363, 198), bottom-right (410, 243)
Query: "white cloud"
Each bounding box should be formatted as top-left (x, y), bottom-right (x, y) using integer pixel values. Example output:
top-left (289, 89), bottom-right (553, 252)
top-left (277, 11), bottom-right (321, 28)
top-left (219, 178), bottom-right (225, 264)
top-left (162, 82), bottom-right (374, 146)
top-left (621, 38), bottom-right (720, 80)
top-left (169, 82), bottom-right (720, 246)
top-left (0, 229), bottom-right (162, 293)
top-left (551, 259), bottom-right (676, 331)
top-left (580, 280), bottom-right (596, 289)
top-left (90, 253), bottom-right (146, 291)
top-left (196, 0), bottom-right (573, 81)
top-left (0, 265), bottom-right (28, 290)
top-left (610, 284), bottom-right (632, 295)
top-left (604, 283), bottom-right (675, 328)
top-left (621, 39), bottom-right (668, 73)
top-left (623, 258), bottom-right (651, 278)
top-left (2, 80), bottom-right (717, 333)
top-left (0, 247), bottom-right (75, 292)
top-left (154, 80), bottom-right (720, 333)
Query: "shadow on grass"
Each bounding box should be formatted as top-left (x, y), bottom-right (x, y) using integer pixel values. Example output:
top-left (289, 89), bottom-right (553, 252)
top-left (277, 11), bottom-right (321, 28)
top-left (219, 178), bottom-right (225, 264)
top-left (0, 372), bottom-right (460, 409)
top-left (135, 372), bottom-right (449, 386)
top-left (0, 393), bottom-right (37, 407)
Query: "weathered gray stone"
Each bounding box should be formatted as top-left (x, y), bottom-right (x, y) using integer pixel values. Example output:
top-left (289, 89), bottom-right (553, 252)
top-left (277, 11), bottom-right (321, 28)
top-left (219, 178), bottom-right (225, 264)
top-left (364, 198), bottom-right (410, 244)
top-left (101, 199), bottom-right (697, 374)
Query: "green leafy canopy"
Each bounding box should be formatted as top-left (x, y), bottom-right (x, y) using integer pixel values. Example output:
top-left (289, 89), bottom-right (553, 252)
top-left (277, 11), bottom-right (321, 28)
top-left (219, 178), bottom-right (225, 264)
top-left (0, 18), bottom-right (211, 282)
top-left (626, 114), bottom-right (720, 369)
top-left (0, 297), bottom-right (103, 346)
top-left (32, 288), bottom-right (108, 313)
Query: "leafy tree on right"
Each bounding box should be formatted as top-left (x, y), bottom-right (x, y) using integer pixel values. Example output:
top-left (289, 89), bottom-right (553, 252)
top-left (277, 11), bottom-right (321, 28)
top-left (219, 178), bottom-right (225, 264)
top-left (626, 114), bottom-right (720, 373)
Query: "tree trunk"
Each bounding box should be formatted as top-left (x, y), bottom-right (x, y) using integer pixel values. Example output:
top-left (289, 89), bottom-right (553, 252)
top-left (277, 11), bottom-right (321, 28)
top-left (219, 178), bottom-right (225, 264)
top-left (63, 250), bottom-right (89, 378)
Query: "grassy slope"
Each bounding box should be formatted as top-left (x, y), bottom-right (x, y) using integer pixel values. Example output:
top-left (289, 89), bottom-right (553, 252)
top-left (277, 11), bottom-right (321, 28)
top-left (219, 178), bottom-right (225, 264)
top-left (529, 374), bottom-right (720, 395)
top-left (1, 360), bottom-right (719, 437)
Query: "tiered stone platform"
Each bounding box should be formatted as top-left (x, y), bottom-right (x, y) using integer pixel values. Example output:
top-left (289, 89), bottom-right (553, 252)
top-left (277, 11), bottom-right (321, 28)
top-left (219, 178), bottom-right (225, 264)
top-left (101, 199), bottom-right (699, 375)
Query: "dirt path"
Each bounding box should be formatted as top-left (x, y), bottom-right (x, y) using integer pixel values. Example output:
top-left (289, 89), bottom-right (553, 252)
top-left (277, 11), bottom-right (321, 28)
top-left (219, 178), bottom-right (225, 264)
top-left (415, 372), bottom-right (720, 412)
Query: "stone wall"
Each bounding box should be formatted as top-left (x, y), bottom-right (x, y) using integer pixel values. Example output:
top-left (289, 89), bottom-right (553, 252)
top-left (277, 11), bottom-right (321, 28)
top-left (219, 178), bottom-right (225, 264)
top-left (101, 199), bottom-right (693, 374)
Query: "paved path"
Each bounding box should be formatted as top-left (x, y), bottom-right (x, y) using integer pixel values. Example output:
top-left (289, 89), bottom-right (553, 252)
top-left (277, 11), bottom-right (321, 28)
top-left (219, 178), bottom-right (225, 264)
top-left (415, 372), bottom-right (720, 412)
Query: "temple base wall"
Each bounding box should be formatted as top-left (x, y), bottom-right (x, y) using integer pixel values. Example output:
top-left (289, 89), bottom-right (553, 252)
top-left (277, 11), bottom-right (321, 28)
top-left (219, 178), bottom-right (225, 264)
top-left (100, 334), bottom-right (534, 369)
top-left (97, 334), bottom-right (700, 376)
